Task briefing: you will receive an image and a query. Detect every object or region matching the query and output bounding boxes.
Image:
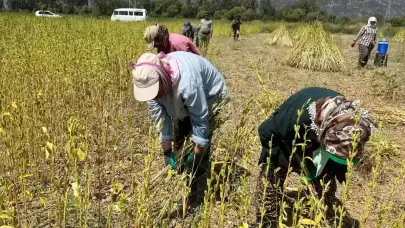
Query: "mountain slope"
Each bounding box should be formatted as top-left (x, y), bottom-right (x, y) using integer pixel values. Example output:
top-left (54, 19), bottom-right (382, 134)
top-left (272, 0), bottom-right (405, 19)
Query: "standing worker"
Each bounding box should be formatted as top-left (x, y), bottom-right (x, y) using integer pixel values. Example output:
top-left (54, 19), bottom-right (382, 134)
top-left (351, 17), bottom-right (378, 68)
top-left (181, 21), bottom-right (198, 45)
top-left (130, 51), bottom-right (229, 215)
top-left (144, 24), bottom-right (201, 56)
top-left (198, 11), bottom-right (213, 50)
top-left (255, 87), bottom-right (376, 227)
top-left (231, 16), bottom-right (242, 41)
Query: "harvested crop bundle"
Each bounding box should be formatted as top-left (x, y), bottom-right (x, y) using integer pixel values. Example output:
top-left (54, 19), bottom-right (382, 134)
top-left (393, 28), bottom-right (405, 43)
top-left (266, 25), bottom-right (293, 47)
top-left (284, 22), bottom-right (345, 72)
top-left (293, 24), bottom-right (311, 41)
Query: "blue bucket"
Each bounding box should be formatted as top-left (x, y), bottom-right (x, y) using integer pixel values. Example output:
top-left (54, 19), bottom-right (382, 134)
top-left (377, 40), bottom-right (389, 54)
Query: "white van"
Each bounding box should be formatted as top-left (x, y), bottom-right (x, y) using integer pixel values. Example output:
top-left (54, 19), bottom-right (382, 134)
top-left (111, 8), bottom-right (147, 22)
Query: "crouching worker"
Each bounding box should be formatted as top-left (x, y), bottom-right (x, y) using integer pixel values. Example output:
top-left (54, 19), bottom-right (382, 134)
top-left (130, 51), bottom-right (229, 214)
top-left (255, 87), bottom-right (376, 227)
top-left (144, 24), bottom-right (201, 55)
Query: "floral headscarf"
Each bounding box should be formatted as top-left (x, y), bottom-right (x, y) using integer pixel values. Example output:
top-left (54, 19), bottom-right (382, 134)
top-left (308, 96), bottom-right (377, 160)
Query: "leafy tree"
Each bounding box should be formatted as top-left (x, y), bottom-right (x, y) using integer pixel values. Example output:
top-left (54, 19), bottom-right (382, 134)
top-left (241, 8), bottom-right (253, 20)
top-left (304, 11), bottom-right (318, 21)
top-left (166, 3), bottom-right (180, 17)
top-left (214, 9), bottom-right (228, 19)
top-left (282, 8), bottom-right (306, 22)
top-left (259, 0), bottom-right (275, 17)
top-left (180, 4), bottom-right (197, 18)
top-left (226, 6), bottom-right (245, 20)
top-left (391, 17), bottom-right (405, 27)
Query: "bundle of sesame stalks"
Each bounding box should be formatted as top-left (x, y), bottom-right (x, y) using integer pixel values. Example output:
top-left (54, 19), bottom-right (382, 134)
top-left (293, 24), bottom-right (311, 41)
top-left (266, 25), bottom-right (293, 47)
top-left (373, 106), bottom-right (405, 125)
top-left (392, 28), bottom-right (405, 43)
top-left (284, 22), bottom-right (345, 72)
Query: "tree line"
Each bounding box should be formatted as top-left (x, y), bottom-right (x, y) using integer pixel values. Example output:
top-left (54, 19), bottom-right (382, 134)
top-left (1, 0), bottom-right (333, 21)
top-left (2, 0), bottom-right (405, 25)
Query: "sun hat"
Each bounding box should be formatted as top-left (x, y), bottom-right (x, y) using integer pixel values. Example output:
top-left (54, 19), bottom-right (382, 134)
top-left (132, 53), bottom-right (162, 101)
top-left (144, 25), bottom-right (159, 51)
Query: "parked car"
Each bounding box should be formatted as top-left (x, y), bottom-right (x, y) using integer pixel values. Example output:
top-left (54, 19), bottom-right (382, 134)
top-left (35, 10), bottom-right (61, 18)
top-left (111, 8), bottom-right (147, 22)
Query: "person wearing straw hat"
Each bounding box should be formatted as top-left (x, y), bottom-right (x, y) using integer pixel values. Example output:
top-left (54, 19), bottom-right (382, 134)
top-left (144, 24), bottom-right (201, 56)
top-left (351, 17), bottom-right (378, 68)
top-left (180, 21), bottom-right (198, 44)
top-left (254, 87), bottom-right (376, 227)
top-left (130, 51), bottom-right (229, 214)
top-left (197, 11), bottom-right (213, 49)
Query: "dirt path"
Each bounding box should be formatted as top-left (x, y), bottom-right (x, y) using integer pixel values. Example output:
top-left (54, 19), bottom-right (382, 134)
top-left (208, 33), bottom-right (405, 227)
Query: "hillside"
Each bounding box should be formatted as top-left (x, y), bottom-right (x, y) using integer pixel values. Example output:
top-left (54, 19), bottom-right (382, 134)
top-left (272, 0), bottom-right (404, 19)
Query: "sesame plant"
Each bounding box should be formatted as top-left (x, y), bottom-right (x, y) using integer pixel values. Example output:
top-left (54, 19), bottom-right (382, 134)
top-left (0, 13), bottom-right (404, 228)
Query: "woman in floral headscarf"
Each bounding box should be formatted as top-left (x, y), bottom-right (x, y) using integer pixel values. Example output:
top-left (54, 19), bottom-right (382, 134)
top-left (254, 87), bottom-right (376, 227)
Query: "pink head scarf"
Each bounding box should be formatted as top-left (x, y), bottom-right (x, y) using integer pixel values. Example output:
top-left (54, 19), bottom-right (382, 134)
top-left (129, 52), bottom-right (180, 98)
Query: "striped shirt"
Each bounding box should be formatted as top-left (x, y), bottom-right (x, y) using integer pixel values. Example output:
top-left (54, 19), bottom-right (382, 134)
top-left (354, 25), bottom-right (377, 46)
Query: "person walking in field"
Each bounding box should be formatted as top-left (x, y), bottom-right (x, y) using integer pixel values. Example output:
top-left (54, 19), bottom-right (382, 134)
top-left (144, 24), bottom-right (201, 56)
top-left (198, 11), bottom-right (213, 49)
top-left (130, 51), bottom-right (229, 214)
top-left (180, 21), bottom-right (198, 45)
top-left (351, 17), bottom-right (378, 68)
top-left (255, 87), bottom-right (376, 227)
top-left (231, 16), bottom-right (242, 41)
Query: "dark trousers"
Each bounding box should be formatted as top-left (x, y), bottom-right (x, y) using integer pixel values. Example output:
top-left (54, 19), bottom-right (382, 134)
top-left (173, 117), bottom-right (210, 201)
top-left (358, 44), bottom-right (374, 67)
top-left (255, 117), bottom-right (338, 225)
top-left (233, 29), bottom-right (240, 40)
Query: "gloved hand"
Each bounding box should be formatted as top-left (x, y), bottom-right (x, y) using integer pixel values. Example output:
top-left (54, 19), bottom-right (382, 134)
top-left (351, 41), bottom-right (356, 47)
top-left (184, 145), bottom-right (206, 169)
top-left (164, 151), bottom-right (177, 169)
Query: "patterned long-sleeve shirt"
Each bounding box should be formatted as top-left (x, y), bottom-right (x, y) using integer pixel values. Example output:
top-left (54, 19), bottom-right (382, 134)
top-left (354, 25), bottom-right (377, 46)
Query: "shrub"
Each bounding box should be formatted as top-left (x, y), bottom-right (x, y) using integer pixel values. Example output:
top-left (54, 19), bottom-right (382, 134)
top-left (226, 6), bottom-right (245, 20)
top-left (390, 17), bottom-right (405, 27)
top-left (166, 4), bottom-right (180, 17)
top-left (241, 8), bottom-right (253, 21)
top-left (304, 12), bottom-right (318, 22)
top-left (213, 10), bottom-right (228, 20)
top-left (323, 23), bottom-right (342, 34)
top-left (383, 25), bottom-right (400, 38)
top-left (196, 10), bottom-right (205, 19)
top-left (282, 8), bottom-right (306, 22)
top-left (180, 4), bottom-right (197, 18)
top-left (342, 24), bottom-right (362, 34)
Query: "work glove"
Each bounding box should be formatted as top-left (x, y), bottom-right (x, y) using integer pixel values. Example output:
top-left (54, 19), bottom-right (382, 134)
top-left (351, 41), bottom-right (356, 47)
top-left (184, 145), bottom-right (206, 169)
top-left (163, 151), bottom-right (177, 169)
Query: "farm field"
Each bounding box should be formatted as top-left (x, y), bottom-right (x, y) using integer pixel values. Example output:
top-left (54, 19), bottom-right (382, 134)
top-left (0, 14), bottom-right (404, 227)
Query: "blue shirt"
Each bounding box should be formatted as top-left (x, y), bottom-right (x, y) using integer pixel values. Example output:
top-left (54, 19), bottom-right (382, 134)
top-left (147, 51), bottom-right (229, 148)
